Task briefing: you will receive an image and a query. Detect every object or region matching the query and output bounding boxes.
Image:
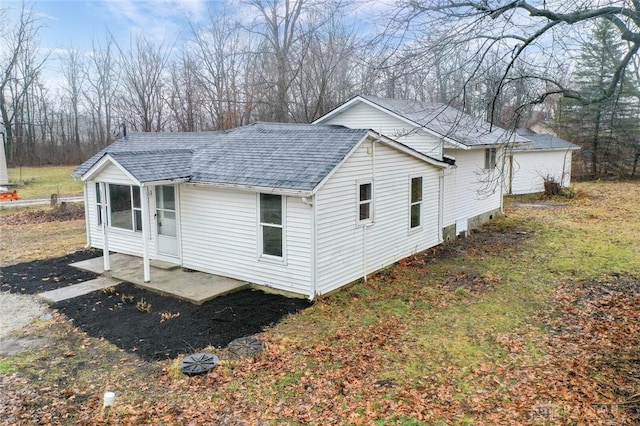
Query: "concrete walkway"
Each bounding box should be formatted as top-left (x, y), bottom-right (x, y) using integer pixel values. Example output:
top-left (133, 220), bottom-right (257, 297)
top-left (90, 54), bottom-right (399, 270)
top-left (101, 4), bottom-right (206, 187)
top-left (70, 254), bottom-right (249, 305)
top-left (39, 276), bottom-right (121, 303)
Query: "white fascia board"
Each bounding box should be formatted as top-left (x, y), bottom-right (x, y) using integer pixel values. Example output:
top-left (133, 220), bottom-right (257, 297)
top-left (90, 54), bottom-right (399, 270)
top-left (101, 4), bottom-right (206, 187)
top-left (312, 95), bottom-right (362, 124)
top-left (512, 146), bottom-right (581, 153)
top-left (316, 96), bottom-right (470, 150)
top-left (139, 178), bottom-right (189, 187)
top-left (310, 133), bottom-right (370, 196)
top-left (80, 154), bottom-right (141, 186)
top-left (371, 131), bottom-right (450, 169)
top-left (186, 181), bottom-right (313, 197)
top-left (310, 132), bottom-right (451, 196)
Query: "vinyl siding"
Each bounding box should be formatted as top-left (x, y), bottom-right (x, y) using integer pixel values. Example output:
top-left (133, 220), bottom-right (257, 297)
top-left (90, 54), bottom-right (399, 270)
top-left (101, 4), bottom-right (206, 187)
top-left (321, 101), bottom-right (444, 159)
top-left (442, 169), bottom-right (456, 228)
top-left (508, 150), bottom-right (574, 195)
top-left (0, 140), bottom-right (8, 185)
top-left (445, 148), bottom-right (503, 231)
top-left (180, 186), bottom-right (312, 296)
top-left (315, 140), bottom-right (442, 295)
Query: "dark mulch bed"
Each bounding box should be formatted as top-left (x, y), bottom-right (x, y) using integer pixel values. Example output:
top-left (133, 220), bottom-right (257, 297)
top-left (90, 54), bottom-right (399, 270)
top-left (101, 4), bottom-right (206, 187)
top-left (0, 250), bottom-right (101, 294)
top-left (51, 283), bottom-right (309, 361)
top-left (1, 251), bottom-right (310, 361)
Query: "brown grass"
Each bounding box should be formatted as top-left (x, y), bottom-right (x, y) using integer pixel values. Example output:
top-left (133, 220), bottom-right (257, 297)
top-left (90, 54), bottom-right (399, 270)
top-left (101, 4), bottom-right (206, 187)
top-left (0, 207), bottom-right (86, 267)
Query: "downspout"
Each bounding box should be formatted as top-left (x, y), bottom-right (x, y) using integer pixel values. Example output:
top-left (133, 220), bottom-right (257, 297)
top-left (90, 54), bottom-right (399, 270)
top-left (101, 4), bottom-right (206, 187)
top-left (438, 171), bottom-right (444, 243)
top-left (141, 184), bottom-right (151, 282)
top-left (499, 145), bottom-right (505, 215)
top-left (301, 196), bottom-right (317, 301)
top-left (100, 182), bottom-right (110, 271)
top-left (363, 137), bottom-right (377, 282)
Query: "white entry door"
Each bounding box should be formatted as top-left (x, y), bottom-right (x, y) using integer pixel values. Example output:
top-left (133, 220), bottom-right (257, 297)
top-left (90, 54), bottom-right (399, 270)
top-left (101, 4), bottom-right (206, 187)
top-left (156, 185), bottom-right (179, 258)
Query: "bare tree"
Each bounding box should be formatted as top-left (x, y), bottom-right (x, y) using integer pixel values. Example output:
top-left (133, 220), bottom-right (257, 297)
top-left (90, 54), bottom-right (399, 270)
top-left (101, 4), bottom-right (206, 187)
top-left (84, 36), bottom-right (119, 148)
top-left (246, 0), bottom-right (308, 122)
top-left (62, 47), bottom-right (84, 150)
top-left (292, 0), bottom-right (359, 122)
top-left (117, 35), bottom-right (172, 132)
top-left (191, 6), bottom-right (248, 129)
top-left (392, 0), bottom-right (640, 122)
top-left (0, 1), bottom-right (47, 164)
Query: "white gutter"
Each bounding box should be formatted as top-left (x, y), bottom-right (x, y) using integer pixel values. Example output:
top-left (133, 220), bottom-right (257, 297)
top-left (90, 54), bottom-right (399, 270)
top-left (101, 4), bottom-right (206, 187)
top-left (301, 196), bottom-right (317, 301)
top-left (187, 181), bottom-right (312, 198)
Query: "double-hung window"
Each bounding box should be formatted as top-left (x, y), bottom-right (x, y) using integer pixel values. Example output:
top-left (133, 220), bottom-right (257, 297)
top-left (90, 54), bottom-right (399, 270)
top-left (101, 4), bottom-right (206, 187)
top-left (95, 183), bottom-right (104, 226)
top-left (485, 148), bottom-right (497, 169)
top-left (259, 193), bottom-right (283, 258)
top-left (358, 182), bottom-right (373, 222)
top-left (410, 176), bottom-right (422, 229)
top-left (109, 184), bottom-right (142, 232)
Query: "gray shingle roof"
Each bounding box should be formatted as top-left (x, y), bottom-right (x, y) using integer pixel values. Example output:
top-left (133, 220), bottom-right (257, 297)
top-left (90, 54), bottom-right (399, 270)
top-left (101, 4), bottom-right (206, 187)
top-left (74, 123), bottom-right (370, 192)
top-left (358, 96), bottom-right (529, 147)
top-left (514, 128), bottom-right (581, 151)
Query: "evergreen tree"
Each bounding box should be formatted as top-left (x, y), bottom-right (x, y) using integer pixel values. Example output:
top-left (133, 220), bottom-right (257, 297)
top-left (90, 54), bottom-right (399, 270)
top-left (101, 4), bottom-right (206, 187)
top-left (556, 20), bottom-right (640, 179)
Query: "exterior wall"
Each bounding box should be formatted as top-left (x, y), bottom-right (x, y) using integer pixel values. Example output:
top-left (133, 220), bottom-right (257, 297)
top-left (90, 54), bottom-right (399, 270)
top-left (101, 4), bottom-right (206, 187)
top-left (444, 148), bottom-right (503, 234)
top-left (179, 186), bottom-right (313, 296)
top-left (321, 101), bottom-right (444, 160)
top-left (508, 150), bottom-right (574, 195)
top-left (86, 163), bottom-right (156, 257)
top-left (315, 140), bottom-right (442, 295)
top-left (0, 137), bottom-right (8, 185)
top-left (442, 168), bottom-right (456, 230)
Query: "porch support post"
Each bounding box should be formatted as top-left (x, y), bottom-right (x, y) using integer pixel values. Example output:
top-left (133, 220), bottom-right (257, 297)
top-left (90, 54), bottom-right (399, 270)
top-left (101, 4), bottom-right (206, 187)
top-left (141, 184), bottom-right (151, 282)
top-left (100, 182), bottom-right (110, 271)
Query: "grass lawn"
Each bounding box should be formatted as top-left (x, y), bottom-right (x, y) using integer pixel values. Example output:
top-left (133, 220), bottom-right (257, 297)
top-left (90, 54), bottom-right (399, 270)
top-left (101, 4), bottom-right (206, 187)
top-left (1, 181), bottom-right (639, 424)
top-left (6, 165), bottom-right (82, 199)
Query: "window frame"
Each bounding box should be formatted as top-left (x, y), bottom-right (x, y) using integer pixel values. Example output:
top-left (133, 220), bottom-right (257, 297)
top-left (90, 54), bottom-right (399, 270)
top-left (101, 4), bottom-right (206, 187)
top-left (409, 175), bottom-right (423, 231)
top-left (258, 193), bottom-right (286, 262)
top-left (95, 182), bottom-right (104, 227)
top-left (485, 148), bottom-right (497, 170)
top-left (107, 183), bottom-right (143, 233)
top-left (357, 180), bottom-right (373, 224)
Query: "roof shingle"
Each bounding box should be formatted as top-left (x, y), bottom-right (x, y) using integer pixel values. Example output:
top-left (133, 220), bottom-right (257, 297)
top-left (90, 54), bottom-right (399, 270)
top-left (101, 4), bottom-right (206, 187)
top-left (74, 123), bottom-right (370, 192)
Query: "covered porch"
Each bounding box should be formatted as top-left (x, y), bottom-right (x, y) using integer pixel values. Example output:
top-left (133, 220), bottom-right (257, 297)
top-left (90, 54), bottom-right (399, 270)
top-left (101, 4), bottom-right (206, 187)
top-left (71, 253), bottom-right (249, 305)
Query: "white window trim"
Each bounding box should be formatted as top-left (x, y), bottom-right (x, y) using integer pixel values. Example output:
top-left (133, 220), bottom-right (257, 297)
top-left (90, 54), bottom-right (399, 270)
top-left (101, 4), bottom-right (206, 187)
top-left (95, 182), bottom-right (104, 228)
top-left (107, 183), bottom-right (143, 233)
top-left (408, 174), bottom-right (423, 232)
top-left (485, 148), bottom-right (497, 170)
top-left (356, 180), bottom-right (373, 225)
top-left (257, 193), bottom-right (287, 264)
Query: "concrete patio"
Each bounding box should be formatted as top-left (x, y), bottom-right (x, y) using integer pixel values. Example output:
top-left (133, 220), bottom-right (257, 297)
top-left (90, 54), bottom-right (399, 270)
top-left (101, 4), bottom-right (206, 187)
top-left (70, 254), bottom-right (250, 305)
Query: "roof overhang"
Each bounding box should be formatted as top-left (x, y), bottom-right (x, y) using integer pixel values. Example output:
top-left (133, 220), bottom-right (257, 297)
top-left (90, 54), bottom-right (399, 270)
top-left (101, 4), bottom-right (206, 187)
top-left (370, 131), bottom-right (451, 168)
top-left (186, 181), bottom-right (313, 197)
top-left (79, 154), bottom-right (191, 187)
top-left (310, 131), bottom-right (451, 196)
top-left (512, 146), bottom-right (581, 153)
top-left (80, 154), bottom-right (141, 185)
top-left (315, 95), bottom-right (469, 150)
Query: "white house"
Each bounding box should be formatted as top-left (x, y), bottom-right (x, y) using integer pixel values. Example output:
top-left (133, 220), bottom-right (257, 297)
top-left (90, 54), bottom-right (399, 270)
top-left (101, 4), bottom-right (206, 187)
top-left (73, 122), bottom-right (450, 299)
top-left (0, 137), bottom-right (8, 186)
top-left (314, 96), bottom-right (528, 239)
top-left (505, 129), bottom-right (580, 195)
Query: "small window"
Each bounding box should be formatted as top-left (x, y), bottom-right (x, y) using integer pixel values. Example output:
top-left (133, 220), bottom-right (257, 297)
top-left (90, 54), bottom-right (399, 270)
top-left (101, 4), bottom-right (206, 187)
top-left (95, 183), bottom-right (104, 226)
top-left (485, 148), bottom-right (497, 169)
top-left (358, 182), bottom-right (372, 222)
top-left (410, 176), bottom-right (422, 229)
top-left (109, 184), bottom-right (143, 232)
top-left (259, 193), bottom-right (283, 258)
